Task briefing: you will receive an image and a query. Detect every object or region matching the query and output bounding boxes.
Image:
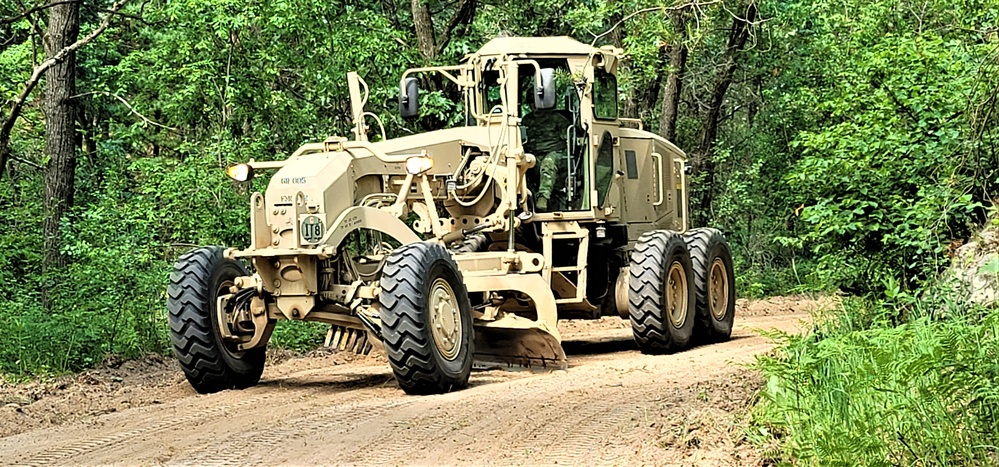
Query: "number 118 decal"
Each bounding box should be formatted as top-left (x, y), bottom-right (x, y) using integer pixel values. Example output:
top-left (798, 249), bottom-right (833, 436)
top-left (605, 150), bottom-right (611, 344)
top-left (301, 215), bottom-right (325, 244)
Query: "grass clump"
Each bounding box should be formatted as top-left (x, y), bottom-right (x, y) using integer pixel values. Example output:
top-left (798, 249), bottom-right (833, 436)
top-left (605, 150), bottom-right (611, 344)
top-left (750, 295), bottom-right (999, 465)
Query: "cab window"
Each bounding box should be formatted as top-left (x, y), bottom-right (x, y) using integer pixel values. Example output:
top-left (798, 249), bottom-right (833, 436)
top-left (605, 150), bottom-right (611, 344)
top-left (593, 68), bottom-right (618, 120)
top-left (482, 70), bottom-right (504, 114)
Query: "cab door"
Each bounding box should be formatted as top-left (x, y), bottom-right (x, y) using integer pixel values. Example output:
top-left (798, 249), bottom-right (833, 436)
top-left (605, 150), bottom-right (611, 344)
top-left (588, 67), bottom-right (624, 220)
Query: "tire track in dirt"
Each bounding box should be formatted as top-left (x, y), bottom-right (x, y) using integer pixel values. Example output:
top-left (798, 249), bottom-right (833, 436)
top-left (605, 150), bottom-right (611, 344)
top-left (168, 388), bottom-right (411, 466)
top-left (524, 383), bottom-right (651, 464)
top-left (0, 304), bottom-right (815, 466)
top-left (1, 363), bottom-right (393, 466)
top-left (291, 328), bottom-right (778, 465)
top-left (487, 335), bottom-right (775, 465)
top-left (9, 390), bottom-right (290, 467)
top-left (326, 371), bottom-right (561, 466)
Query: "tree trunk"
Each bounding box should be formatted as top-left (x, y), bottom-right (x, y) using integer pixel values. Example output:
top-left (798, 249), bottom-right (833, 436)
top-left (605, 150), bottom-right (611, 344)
top-left (640, 47), bottom-right (668, 124)
top-left (692, 2), bottom-right (757, 226)
top-left (42, 0), bottom-right (80, 281)
top-left (410, 0), bottom-right (476, 62)
top-left (411, 0), bottom-right (436, 61)
top-left (1, 1), bottom-right (122, 181)
top-left (748, 74), bottom-right (761, 129)
top-left (658, 9), bottom-right (688, 143)
top-left (381, 0), bottom-right (400, 28)
top-left (0, 143), bottom-right (10, 178)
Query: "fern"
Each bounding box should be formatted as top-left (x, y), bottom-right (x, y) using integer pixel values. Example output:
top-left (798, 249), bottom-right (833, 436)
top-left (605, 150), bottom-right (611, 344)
top-left (751, 297), bottom-right (999, 465)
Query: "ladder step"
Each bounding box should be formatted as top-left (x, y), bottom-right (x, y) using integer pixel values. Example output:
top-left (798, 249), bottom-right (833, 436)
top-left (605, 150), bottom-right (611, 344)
top-left (551, 266), bottom-right (582, 272)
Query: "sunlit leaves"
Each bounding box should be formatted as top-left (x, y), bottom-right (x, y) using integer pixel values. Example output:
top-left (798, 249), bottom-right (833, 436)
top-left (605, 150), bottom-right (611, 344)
top-left (779, 1), bottom-right (998, 292)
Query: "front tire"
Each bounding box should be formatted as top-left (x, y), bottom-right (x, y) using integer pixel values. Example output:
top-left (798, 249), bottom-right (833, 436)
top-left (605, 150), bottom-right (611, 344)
top-left (628, 230), bottom-right (696, 353)
top-left (684, 228), bottom-right (736, 341)
top-left (167, 247), bottom-right (265, 394)
top-left (379, 242), bottom-right (474, 395)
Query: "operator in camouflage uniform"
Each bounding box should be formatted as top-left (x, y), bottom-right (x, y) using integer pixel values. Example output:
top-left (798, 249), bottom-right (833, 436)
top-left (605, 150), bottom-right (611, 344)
top-left (522, 107), bottom-right (571, 211)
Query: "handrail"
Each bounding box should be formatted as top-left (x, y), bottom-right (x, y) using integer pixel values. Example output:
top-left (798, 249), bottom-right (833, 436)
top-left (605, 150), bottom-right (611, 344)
top-left (651, 152), bottom-right (664, 206)
top-left (675, 155), bottom-right (688, 230)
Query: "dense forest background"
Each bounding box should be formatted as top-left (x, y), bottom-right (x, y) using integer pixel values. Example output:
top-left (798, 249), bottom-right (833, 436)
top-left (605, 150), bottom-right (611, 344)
top-left (1, 0), bottom-right (998, 461)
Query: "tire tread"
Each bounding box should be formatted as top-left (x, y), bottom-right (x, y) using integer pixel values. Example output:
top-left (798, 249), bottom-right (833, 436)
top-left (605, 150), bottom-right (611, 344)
top-left (380, 242), bottom-right (472, 395)
top-left (628, 231), bottom-right (695, 353)
top-left (683, 228), bottom-right (735, 342)
top-left (167, 247), bottom-right (264, 394)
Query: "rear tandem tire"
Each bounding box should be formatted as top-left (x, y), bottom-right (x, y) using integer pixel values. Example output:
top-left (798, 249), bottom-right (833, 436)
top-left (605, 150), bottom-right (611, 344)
top-left (167, 247), bottom-right (265, 394)
top-left (684, 228), bottom-right (736, 342)
top-left (628, 230), bottom-right (696, 353)
top-left (379, 242), bottom-right (474, 395)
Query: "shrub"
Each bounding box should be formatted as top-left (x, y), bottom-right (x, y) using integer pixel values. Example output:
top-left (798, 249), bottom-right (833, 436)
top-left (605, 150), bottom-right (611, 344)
top-left (751, 297), bottom-right (999, 465)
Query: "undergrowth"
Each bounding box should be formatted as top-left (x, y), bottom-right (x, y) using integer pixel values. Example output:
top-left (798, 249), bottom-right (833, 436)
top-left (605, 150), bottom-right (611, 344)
top-left (750, 294), bottom-right (999, 465)
top-left (0, 249), bottom-right (327, 379)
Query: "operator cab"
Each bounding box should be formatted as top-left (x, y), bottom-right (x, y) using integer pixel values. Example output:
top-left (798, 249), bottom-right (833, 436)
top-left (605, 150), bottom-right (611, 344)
top-left (479, 65), bottom-right (606, 213)
top-left (398, 36), bottom-right (625, 218)
top-left (473, 38), bottom-right (622, 216)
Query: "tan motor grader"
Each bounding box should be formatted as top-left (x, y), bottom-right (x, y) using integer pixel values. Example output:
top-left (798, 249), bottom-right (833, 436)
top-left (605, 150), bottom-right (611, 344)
top-left (167, 36), bottom-right (736, 395)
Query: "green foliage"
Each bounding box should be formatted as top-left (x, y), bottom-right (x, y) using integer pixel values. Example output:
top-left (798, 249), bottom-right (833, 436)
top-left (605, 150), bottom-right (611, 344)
top-left (111, 0), bottom-right (416, 156)
top-left (769, 0), bottom-right (999, 294)
top-left (751, 297), bottom-right (999, 465)
top-left (746, 3), bottom-right (999, 462)
top-left (269, 321), bottom-right (329, 352)
top-left (0, 14), bottom-right (996, 457)
top-left (788, 35), bottom-right (989, 290)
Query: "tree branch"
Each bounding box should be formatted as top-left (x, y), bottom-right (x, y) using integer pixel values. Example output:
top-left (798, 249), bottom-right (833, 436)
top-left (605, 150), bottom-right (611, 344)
top-left (590, 0), bottom-right (723, 46)
top-left (10, 155), bottom-right (43, 169)
top-left (82, 2), bottom-right (150, 25)
top-left (72, 91), bottom-right (179, 132)
top-left (1, 0), bottom-right (76, 26)
top-left (437, 0), bottom-right (476, 55)
top-left (0, 0), bottom-right (127, 180)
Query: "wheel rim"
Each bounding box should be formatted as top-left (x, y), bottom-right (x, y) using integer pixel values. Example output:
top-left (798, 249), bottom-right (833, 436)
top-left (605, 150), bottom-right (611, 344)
top-left (709, 258), bottom-right (730, 321)
top-left (215, 280), bottom-right (244, 357)
top-left (666, 261), bottom-right (688, 328)
top-left (429, 278), bottom-right (462, 361)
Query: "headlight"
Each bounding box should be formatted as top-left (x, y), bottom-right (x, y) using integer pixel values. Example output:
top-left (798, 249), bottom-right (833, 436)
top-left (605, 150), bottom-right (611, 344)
top-left (405, 155), bottom-right (434, 175)
top-left (226, 163), bottom-right (254, 181)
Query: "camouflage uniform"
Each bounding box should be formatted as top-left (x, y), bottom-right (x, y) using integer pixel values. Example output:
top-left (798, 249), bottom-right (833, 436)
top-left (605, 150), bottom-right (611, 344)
top-left (522, 110), bottom-right (571, 211)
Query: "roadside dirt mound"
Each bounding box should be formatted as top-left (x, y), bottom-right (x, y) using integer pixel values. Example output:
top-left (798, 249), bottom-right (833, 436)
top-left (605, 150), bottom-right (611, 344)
top-left (0, 353), bottom-right (185, 439)
top-left (951, 221), bottom-right (999, 306)
top-left (0, 298), bottom-right (818, 466)
top-left (737, 294), bottom-right (836, 317)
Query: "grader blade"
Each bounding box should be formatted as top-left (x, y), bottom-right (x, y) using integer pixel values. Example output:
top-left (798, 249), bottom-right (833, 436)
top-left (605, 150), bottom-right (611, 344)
top-left (473, 322), bottom-right (567, 370)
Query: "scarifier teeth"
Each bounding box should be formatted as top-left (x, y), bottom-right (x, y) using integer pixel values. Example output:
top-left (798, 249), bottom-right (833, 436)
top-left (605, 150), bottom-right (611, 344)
top-left (324, 326), bottom-right (374, 355)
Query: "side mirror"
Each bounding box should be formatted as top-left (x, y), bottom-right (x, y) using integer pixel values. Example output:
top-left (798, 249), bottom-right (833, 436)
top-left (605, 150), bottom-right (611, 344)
top-left (534, 68), bottom-right (556, 110)
top-left (399, 77), bottom-right (419, 119)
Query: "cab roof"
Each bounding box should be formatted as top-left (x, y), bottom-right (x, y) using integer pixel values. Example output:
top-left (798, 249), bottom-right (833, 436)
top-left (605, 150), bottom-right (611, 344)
top-left (474, 36), bottom-right (599, 57)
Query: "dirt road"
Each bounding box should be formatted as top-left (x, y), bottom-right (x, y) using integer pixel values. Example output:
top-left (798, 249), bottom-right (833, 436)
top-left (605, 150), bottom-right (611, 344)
top-left (0, 298), bottom-right (816, 466)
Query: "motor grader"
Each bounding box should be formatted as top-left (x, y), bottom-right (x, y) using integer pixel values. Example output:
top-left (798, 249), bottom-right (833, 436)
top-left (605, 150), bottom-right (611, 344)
top-left (167, 36), bottom-right (736, 395)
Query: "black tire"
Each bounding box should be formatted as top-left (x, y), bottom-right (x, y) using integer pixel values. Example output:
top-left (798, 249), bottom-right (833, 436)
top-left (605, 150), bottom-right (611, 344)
top-left (684, 228), bottom-right (736, 342)
top-left (628, 230), bottom-right (696, 353)
top-left (167, 247), bottom-right (265, 394)
top-left (379, 242), bottom-right (474, 395)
